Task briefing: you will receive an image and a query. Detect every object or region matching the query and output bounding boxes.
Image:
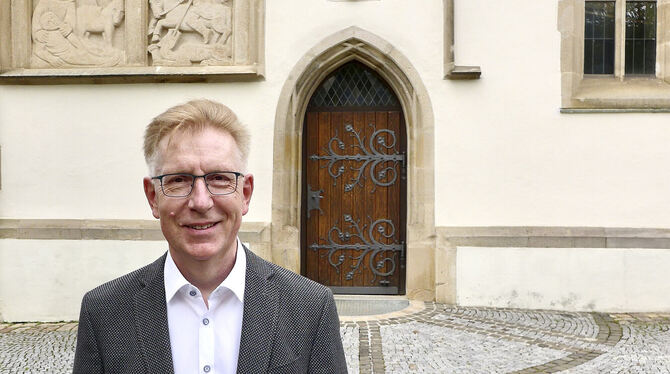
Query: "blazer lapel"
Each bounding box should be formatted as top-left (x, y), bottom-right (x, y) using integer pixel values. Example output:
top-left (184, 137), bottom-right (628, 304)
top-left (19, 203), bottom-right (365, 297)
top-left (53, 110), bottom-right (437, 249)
top-left (236, 247), bottom-right (280, 373)
top-left (133, 254), bottom-right (175, 374)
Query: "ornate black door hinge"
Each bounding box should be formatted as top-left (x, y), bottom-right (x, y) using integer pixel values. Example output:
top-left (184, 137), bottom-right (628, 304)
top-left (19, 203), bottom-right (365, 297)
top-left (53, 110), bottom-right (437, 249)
top-left (309, 123), bottom-right (405, 193)
top-left (309, 214), bottom-right (405, 284)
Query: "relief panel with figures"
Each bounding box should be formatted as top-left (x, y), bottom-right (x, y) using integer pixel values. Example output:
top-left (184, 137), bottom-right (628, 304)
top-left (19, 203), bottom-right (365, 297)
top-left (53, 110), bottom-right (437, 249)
top-left (147, 0), bottom-right (233, 66)
top-left (0, 0), bottom-right (263, 83)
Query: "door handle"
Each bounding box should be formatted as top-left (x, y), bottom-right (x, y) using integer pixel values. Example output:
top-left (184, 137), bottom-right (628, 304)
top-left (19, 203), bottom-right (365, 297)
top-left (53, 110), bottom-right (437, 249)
top-left (307, 184), bottom-right (324, 219)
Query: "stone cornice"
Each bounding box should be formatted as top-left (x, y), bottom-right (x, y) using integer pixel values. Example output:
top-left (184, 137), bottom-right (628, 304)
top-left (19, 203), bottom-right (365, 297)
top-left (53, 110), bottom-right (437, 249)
top-left (3, 220), bottom-right (670, 249)
top-left (0, 219), bottom-right (270, 242)
top-left (438, 226), bottom-right (670, 249)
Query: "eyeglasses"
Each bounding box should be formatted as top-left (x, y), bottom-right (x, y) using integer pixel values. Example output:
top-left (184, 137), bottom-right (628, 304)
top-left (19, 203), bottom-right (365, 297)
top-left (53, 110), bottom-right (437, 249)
top-left (152, 171), bottom-right (244, 197)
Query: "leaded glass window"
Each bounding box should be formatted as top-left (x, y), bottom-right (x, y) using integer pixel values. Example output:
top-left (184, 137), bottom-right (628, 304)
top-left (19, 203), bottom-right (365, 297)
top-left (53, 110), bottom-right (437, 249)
top-left (583, 0), bottom-right (657, 76)
top-left (625, 1), bottom-right (656, 74)
top-left (584, 1), bottom-right (615, 74)
top-left (308, 61), bottom-right (400, 108)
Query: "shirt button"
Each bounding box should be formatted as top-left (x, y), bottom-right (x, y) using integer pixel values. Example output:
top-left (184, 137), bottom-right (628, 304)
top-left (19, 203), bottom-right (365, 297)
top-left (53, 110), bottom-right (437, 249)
top-left (189, 290), bottom-right (197, 297)
top-left (203, 318), bottom-right (210, 326)
top-left (203, 365), bottom-right (211, 373)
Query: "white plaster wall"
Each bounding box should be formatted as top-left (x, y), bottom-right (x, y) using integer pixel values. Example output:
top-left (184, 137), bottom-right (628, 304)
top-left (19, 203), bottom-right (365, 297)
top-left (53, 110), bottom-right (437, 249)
top-left (457, 246), bottom-right (670, 312)
top-left (0, 239), bottom-right (167, 322)
top-left (2, 0), bottom-right (669, 228)
top-left (0, 84), bottom-right (276, 221)
top-left (437, 0), bottom-right (670, 227)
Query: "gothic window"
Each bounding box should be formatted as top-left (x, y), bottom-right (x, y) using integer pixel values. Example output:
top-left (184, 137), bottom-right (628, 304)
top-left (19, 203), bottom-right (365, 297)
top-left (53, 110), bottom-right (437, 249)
top-left (308, 61), bottom-right (400, 109)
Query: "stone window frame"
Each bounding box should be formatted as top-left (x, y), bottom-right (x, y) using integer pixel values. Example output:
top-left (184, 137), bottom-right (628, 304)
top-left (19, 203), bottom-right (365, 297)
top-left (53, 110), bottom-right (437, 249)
top-left (0, 0), bottom-right (265, 84)
top-left (559, 0), bottom-right (670, 110)
top-left (443, 0), bottom-right (480, 80)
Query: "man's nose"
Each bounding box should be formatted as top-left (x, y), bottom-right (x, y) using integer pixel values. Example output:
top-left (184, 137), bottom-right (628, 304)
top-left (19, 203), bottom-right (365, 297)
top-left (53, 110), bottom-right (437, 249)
top-left (188, 178), bottom-right (213, 212)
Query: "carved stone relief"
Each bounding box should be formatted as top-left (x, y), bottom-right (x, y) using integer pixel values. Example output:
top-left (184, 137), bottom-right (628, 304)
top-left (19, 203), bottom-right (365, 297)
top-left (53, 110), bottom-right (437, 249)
top-left (31, 0), bottom-right (125, 68)
top-left (1, 0), bottom-right (262, 82)
top-left (147, 0), bottom-right (233, 66)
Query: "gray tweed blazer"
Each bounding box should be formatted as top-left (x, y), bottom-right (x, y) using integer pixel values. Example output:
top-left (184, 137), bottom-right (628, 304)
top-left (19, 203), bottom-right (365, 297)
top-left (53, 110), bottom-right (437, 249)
top-left (73, 247), bottom-right (347, 373)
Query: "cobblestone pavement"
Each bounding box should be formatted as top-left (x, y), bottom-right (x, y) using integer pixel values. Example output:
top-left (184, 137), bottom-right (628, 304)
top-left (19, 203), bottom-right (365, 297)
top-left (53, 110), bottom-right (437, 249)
top-left (2, 303), bottom-right (670, 373)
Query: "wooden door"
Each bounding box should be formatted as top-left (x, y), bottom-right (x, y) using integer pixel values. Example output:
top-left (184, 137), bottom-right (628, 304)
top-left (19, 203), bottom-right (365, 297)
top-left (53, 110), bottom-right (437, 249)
top-left (301, 61), bottom-right (406, 295)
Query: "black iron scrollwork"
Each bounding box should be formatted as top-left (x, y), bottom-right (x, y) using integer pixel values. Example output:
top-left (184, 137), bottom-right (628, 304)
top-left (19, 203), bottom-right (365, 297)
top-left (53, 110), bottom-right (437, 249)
top-left (309, 214), bottom-right (404, 284)
top-left (309, 123), bottom-right (405, 193)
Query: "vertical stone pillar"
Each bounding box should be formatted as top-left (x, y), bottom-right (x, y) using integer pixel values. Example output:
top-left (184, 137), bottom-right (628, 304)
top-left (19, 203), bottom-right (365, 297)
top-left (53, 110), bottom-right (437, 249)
top-left (234, 0), bottom-right (250, 64)
top-left (435, 231), bottom-right (457, 304)
top-left (124, 0), bottom-right (148, 66)
top-left (10, 0), bottom-right (31, 68)
top-left (0, 0), bottom-right (11, 71)
top-left (558, 0), bottom-right (583, 107)
top-left (251, 0), bottom-right (265, 73)
top-left (659, 0), bottom-right (670, 82)
top-left (614, 0), bottom-right (626, 79)
top-left (443, 0), bottom-right (454, 76)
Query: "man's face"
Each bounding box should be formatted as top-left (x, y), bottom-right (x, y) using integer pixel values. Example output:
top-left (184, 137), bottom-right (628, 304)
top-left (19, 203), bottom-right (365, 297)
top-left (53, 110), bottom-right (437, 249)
top-left (143, 126), bottom-right (253, 265)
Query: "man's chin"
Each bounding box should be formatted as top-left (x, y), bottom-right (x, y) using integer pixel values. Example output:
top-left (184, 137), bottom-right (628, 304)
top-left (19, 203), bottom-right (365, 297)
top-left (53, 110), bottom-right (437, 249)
top-left (186, 247), bottom-right (223, 261)
top-left (173, 242), bottom-right (235, 261)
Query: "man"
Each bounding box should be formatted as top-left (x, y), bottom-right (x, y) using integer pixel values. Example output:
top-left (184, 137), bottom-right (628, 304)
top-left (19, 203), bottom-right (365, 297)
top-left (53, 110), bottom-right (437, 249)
top-left (73, 99), bottom-right (347, 373)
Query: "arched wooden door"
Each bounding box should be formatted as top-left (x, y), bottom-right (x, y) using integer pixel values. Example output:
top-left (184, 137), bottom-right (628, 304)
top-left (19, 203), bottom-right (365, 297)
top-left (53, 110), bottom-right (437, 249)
top-left (301, 61), bottom-right (407, 295)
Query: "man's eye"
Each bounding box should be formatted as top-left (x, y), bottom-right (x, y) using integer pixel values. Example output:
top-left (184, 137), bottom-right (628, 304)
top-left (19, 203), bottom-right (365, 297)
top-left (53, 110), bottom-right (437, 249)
top-left (165, 175), bottom-right (191, 184)
top-left (209, 174), bottom-right (232, 183)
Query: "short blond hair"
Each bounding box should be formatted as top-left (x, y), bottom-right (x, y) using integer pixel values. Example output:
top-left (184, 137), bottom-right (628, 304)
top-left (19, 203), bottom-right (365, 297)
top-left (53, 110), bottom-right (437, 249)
top-left (143, 99), bottom-right (250, 175)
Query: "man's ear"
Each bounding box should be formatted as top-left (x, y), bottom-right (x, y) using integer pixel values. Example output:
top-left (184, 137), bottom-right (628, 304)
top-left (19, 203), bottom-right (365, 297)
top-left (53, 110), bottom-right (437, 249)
top-left (143, 177), bottom-right (160, 219)
top-left (240, 173), bottom-right (254, 216)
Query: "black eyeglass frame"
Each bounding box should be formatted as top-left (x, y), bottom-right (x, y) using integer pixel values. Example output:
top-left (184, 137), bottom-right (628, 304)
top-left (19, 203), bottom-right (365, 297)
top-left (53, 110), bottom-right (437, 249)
top-left (151, 171), bottom-right (244, 197)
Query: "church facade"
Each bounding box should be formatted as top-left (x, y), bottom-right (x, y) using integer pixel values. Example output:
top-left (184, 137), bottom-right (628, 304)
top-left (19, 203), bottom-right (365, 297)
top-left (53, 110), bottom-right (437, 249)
top-left (2, 0), bottom-right (670, 321)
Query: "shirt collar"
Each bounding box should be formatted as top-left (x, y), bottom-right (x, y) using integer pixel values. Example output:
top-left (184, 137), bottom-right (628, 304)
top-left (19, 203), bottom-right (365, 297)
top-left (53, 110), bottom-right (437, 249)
top-left (164, 239), bottom-right (246, 303)
top-left (164, 249), bottom-right (189, 304)
top-left (222, 239), bottom-right (246, 302)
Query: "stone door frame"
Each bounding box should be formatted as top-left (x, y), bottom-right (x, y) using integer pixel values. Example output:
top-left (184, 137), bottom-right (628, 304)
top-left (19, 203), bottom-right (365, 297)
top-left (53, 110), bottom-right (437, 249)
top-left (271, 26), bottom-right (436, 300)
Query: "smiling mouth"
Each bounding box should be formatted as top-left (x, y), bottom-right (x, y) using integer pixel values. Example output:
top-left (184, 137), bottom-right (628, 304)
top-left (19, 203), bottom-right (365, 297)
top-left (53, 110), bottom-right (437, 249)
top-left (185, 223), bottom-right (217, 230)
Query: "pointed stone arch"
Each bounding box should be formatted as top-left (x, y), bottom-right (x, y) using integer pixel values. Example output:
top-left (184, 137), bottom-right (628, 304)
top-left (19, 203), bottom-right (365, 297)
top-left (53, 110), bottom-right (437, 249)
top-left (271, 26), bottom-right (435, 300)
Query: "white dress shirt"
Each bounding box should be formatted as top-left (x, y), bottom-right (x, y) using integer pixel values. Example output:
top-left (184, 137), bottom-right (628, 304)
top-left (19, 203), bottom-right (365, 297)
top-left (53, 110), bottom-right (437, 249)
top-left (164, 240), bottom-right (246, 374)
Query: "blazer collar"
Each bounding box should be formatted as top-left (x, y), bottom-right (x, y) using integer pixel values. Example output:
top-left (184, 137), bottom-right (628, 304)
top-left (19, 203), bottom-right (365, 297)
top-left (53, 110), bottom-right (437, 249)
top-left (133, 254), bottom-right (175, 374)
top-left (131, 248), bottom-right (279, 374)
top-left (236, 246), bottom-right (280, 373)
